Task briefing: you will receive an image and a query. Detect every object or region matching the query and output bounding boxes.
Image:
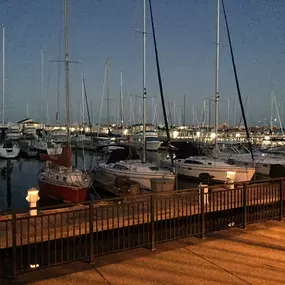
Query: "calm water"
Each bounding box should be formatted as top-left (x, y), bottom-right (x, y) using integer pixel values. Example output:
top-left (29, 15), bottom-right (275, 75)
top-left (0, 158), bottom-right (43, 211)
top-left (0, 150), bottom-right (97, 211)
top-left (0, 150), bottom-right (196, 211)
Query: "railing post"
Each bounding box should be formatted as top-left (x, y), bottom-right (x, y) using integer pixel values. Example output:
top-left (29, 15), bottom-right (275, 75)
top-left (150, 194), bottom-right (156, 251)
top-left (280, 179), bottom-right (284, 221)
top-left (89, 202), bottom-right (94, 263)
top-left (12, 211), bottom-right (17, 278)
top-left (200, 187), bottom-right (205, 239)
top-left (243, 183), bottom-right (247, 229)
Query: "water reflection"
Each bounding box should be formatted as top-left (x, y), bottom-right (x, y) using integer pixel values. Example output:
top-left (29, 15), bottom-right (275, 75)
top-left (0, 150), bottom-right (95, 211)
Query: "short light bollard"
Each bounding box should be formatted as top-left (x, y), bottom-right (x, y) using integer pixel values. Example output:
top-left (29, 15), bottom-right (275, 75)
top-left (26, 187), bottom-right (40, 216)
top-left (226, 171), bottom-right (236, 190)
top-left (199, 183), bottom-right (209, 204)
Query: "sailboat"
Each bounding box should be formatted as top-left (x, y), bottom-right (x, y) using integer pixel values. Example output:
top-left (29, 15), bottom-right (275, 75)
top-left (38, 0), bottom-right (92, 203)
top-left (0, 26), bottom-right (20, 159)
top-left (98, 0), bottom-right (175, 190)
top-left (162, 0), bottom-right (255, 183)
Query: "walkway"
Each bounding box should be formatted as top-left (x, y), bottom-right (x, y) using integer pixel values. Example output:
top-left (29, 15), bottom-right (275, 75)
top-left (4, 220), bottom-right (285, 285)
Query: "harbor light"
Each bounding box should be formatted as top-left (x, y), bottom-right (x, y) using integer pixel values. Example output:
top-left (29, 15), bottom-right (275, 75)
top-left (26, 188), bottom-right (40, 216)
top-left (236, 133), bottom-right (240, 138)
top-left (196, 131), bottom-right (201, 138)
top-left (123, 129), bottom-right (128, 135)
top-left (210, 132), bottom-right (216, 139)
top-left (30, 264), bottom-right (39, 269)
top-left (173, 130), bottom-right (179, 139)
top-left (85, 127), bottom-right (90, 132)
top-left (226, 171), bottom-right (236, 190)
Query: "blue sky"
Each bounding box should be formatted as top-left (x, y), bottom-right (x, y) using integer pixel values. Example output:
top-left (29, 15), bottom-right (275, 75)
top-left (0, 0), bottom-right (285, 125)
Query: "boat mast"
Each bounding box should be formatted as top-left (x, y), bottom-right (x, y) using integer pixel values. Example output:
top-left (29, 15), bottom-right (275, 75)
top-left (56, 41), bottom-right (61, 124)
top-left (270, 91), bottom-right (273, 131)
top-left (173, 99), bottom-right (176, 126)
top-left (183, 94), bottom-right (186, 126)
top-left (106, 58), bottom-right (110, 128)
top-left (272, 91), bottom-right (284, 135)
top-left (2, 25), bottom-right (5, 126)
top-left (142, 0), bottom-right (147, 163)
top-left (64, 0), bottom-right (71, 167)
top-left (41, 49), bottom-right (44, 123)
top-left (214, 0), bottom-right (220, 157)
top-left (82, 75), bottom-right (92, 131)
top-left (81, 74), bottom-right (85, 126)
top-left (120, 70), bottom-right (124, 126)
top-left (227, 97), bottom-right (230, 127)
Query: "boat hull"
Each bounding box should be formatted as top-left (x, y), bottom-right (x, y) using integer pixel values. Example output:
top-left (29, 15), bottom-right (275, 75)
top-left (181, 166), bottom-right (254, 182)
top-left (146, 141), bottom-right (162, 151)
top-left (6, 133), bottom-right (21, 140)
top-left (0, 148), bottom-right (20, 159)
top-left (130, 141), bottom-right (162, 151)
top-left (218, 153), bottom-right (285, 176)
top-left (162, 161), bottom-right (255, 183)
top-left (39, 153), bottom-right (60, 161)
top-left (38, 178), bottom-right (88, 203)
top-left (100, 168), bottom-right (175, 190)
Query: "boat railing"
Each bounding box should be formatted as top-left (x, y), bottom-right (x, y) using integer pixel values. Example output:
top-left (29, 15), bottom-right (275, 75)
top-left (40, 168), bottom-right (91, 188)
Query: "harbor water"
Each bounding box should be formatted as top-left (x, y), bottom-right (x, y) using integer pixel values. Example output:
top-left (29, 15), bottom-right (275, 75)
top-left (0, 150), bottom-right (97, 211)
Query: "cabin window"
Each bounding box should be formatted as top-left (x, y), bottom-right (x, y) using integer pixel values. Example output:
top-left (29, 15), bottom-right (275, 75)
top-left (146, 137), bottom-right (159, 142)
top-left (56, 175), bottom-right (59, 180)
top-left (226, 159), bottom-right (236, 165)
top-left (184, 160), bottom-right (203, 165)
top-left (220, 145), bottom-right (237, 154)
top-left (236, 144), bottom-right (250, 154)
top-left (63, 177), bottom-right (67, 181)
top-left (114, 164), bottom-right (129, 170)
top-left (207, 163), bottom-right (212, 165)
top-left (149, 167), bottom-right (160, 171)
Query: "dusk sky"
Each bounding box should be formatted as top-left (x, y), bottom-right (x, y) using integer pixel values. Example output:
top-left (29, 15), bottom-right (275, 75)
top-left (0, 0), bottom-right (285, 126)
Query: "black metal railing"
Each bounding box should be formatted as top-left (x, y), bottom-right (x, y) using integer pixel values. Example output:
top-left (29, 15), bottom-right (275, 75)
top-left (0, 177), bottom-right (284, 278)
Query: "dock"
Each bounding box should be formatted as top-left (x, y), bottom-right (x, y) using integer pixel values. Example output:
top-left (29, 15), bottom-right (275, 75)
top-left (92, 171), bottom-right (145, 197)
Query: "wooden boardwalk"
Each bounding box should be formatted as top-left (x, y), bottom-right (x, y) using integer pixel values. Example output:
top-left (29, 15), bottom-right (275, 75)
top-left (0, 182), bottom-right (282, 249)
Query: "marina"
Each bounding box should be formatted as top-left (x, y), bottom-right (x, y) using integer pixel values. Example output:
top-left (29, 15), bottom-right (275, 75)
top-left (0, 0), bottom-right (284, 283)
top-left (0, 132), bottom-right (284, 211)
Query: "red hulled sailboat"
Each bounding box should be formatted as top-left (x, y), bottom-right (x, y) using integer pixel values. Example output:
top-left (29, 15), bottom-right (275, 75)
top-left (38, 146), bottom-right (92, 202)
top-left (37, 0), bottom-right (92, 203)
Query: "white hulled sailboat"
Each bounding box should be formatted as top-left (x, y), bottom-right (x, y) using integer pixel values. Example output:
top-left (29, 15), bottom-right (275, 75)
top-left (0, 26), bottom-right (20, 159)
top-left (162, 0), bottom-right (255, 183)
top-left (99, 0), bottom-right (175, 189)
